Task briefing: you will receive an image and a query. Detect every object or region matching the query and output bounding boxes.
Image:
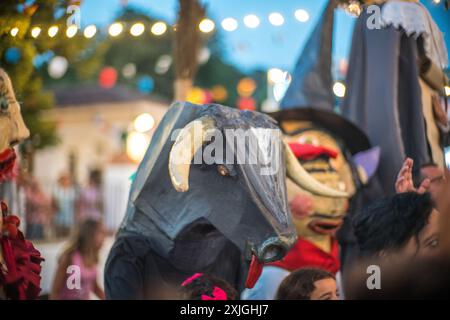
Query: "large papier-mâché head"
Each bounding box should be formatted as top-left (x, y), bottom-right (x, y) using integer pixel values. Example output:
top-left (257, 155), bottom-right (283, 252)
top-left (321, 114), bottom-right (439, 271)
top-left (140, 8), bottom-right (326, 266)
top-left (120, 102), bottom-right (347, 267)
top-left (0, 69), bottom-right (30, 182)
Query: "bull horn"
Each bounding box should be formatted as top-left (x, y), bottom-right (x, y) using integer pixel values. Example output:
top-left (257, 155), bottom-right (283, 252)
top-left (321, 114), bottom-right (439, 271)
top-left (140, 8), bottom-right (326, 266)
top-left (284, 141), bottom-right (348, 198)
top-left (168, 116), bottom-right (216, 192)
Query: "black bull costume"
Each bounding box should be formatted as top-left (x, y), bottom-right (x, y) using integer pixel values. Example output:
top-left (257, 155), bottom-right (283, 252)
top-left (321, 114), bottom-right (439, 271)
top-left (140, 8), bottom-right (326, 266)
top-left (104, 102), bottom-right (347, 299)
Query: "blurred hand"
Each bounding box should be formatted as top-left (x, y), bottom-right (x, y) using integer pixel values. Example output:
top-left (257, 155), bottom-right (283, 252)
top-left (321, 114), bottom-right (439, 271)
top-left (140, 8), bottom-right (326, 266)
top-left (395, 158), bottom-right (430, 194)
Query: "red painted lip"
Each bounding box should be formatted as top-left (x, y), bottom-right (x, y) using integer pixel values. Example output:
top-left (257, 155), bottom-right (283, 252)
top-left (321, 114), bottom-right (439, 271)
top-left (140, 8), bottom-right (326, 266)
top-left (0, 148), bottom-right (17, 180)
top-left (308, 219), bottom-right (343, 235)
top-left (245, 254), bottom-right (264, 289)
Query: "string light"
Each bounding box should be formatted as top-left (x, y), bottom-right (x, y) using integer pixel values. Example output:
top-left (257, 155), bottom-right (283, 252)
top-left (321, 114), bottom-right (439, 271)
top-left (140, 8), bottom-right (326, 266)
top-left (31, 26), bottom-right (41, 38)
top-left (199, 18), bottom-right (215, 33)
top-left (84, 25), bottom-right (97, 38)
top-left (243, 14), bottom-right (260, 28)
top-left (268, 12), bottom-right (284, 26)
top-left (130, 22), bottom-right (145, 36)
top-left (295, 9), bottom-right (310, 22)
top-left (221, 17), bottom-right (238, 32)
top-left (66, 25), bottom-right (77, 38)
top-left (151, 21), bottom-right (167, 36)
top-left (445, 86), bottom-right (450, 97)
top-left (10, 27), bottom-right (19, 37)
top-left (109, 22), bottom-right (123, 37)
top-left (26, 8), bottom-right (320, 40)
top-left (48, 25), bottom-right (59, 37)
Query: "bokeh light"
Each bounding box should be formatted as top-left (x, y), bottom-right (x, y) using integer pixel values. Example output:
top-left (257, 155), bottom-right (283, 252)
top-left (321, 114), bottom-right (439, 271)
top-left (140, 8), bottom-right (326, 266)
top-left (221, 18), bottom-right (238, 32)
top-left (243, 14), bottom-right (260, 28)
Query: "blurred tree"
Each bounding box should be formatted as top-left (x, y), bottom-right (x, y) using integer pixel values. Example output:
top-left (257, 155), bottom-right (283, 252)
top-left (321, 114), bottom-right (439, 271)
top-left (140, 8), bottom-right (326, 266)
top-left (0, 0), bottom-right (95, 173)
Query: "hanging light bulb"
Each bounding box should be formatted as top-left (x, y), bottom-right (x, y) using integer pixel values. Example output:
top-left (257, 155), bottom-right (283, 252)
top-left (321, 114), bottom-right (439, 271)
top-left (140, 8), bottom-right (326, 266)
top-left (199, 18), bottom-right (215, 33)
top-left (31, 26), bottom-right (41, 38)
top-left (109, 22), bottom-right (123, 37)
top-left (84, 25), bottom-right (97, 38)
top-left (268, 12), bottom-right (284, 26)
top-left (48, 25), bottom-right (59, 37)
top-left (151, 21), bottom-right (167, 36)
top-left (130, 23), bottom-right (145, 36)
top-left (10, 27), bottom-right (19, 37)
top-left (243, 14), bottom-right (260, 28)
top-left (333, 82), bottom-right (346, 98)
top-left (66, 25), bottom-right (78, 38)
top-left (221, 18), bottom-right (238, 32)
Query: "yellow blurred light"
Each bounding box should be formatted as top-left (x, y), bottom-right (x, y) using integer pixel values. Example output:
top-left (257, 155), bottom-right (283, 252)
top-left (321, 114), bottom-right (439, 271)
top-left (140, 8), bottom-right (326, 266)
top-left (130, 23), bottom-right (145, 36)
top-left (66, 25), bottom-right (78, 38)
top-left (237, 78), bottom-right (257, 97)
top-left (268, 12), bottom-right (284, 26)
top-left (84, 25), bottom-right (97, 38)
top-left (10, 27), bottom-right (19, 37)
top-left (211, 85), bottom-right (228, 102)
top-left (186, 87), bottom-right (206, 104)
top-left (109, 22), bottom-right (123, 37)
top-left (445, 86), bottom-right (450, 97)
top-left (48, 25), bottom-right (59, 37)
top-left (126, 131), bottom-right (150, 163)
top-left (199, 18), bottom-right (215, 33)
top-left (333, 82), bottom-right (346, 98)
top-left (433, 0), bottom-right (441, 4)
top-left (295, 9), bottom-right (310, 22)
top-left (221, 18), bottom-right (238, 32)
top-left (31, 27), bottom-right (41, 38)
top-left (243, 14), bottom-right (260, 28)
top-left (133, 113), bottom-right (155, 133)
top-left (151, 22), bottom-right (167, 36)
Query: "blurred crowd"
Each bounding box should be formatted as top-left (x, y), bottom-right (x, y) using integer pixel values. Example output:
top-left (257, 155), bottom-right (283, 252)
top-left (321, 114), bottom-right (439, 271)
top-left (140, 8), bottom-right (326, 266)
top-left (19, 169), bottom-right (103, 241)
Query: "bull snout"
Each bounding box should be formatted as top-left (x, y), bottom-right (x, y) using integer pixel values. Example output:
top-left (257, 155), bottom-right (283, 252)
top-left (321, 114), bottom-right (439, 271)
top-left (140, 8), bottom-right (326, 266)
top-left (255, 233), bottom-right (297, 263)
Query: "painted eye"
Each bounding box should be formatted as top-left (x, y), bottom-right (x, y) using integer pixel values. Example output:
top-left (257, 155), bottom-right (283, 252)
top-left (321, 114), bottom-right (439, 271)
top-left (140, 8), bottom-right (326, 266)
top-left (217, 164), bottom-right (230, 176)
top-left (0, 97), bottom-right (8, 112)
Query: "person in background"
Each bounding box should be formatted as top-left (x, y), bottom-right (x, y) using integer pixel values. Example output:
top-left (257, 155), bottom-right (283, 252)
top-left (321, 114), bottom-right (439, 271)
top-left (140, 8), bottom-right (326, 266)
top-left (50, 219), bottom-right (106, 300)
top-left (352, 192), bottom-right (440, 259)
top-left (276, 268), bottom-right (339, 300)
top-left (78, 170), bottom-right (103, 222)
top-left (52, 173), bottom-right (78, 238)
top-left (179, 273), bottom-right (238, 300)
top-left (24, 176), bottom-right (52, 240)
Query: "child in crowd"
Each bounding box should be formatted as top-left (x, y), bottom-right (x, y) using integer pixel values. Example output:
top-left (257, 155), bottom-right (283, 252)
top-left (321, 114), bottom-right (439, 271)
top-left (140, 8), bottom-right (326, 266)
top-left (50, 219), bottom-right (106, 300)
top-left (276, 268), bottom-right (339, 300)
top-left (179, 273), bottom-right (238, 300)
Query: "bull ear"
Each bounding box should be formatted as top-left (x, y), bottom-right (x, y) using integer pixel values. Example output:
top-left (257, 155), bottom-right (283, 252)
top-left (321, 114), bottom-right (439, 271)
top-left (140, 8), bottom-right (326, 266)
top-left (168, 116), bottom-right (216, 192)
top-left (284, 141), bottom-right (348, 198)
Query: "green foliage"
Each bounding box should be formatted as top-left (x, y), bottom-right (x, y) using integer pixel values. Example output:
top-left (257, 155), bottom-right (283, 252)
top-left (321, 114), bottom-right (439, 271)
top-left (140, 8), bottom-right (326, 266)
top-left (0, 0), bottom-right (94, 156)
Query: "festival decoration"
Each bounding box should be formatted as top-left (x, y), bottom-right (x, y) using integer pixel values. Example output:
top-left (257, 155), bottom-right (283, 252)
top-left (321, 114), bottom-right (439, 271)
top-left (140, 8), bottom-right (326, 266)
top-left (137, 75), bottom-right (154, 94)
top-left (47, 56), bottom-right (68, 79)
top-left (4, 48), bottom-right (21, 65)
top-left (237, 77), bottom-right (256, 98)
top-left (98, 67), bottom-right (118, 89)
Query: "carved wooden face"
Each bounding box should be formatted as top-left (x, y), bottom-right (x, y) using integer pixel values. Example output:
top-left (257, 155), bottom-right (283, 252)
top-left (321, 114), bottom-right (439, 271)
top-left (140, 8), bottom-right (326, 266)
top-left (285, 129), bottom-right (354, 242)
top-left (0, 69), bottom-right (30, 181)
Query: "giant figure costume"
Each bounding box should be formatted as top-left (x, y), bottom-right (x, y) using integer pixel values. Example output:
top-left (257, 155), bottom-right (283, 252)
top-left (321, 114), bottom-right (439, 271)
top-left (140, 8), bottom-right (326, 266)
top-left (104, 102), bottom-right (346, 299)
top-left (0, 69), bottom-right (43, 300)
top-left (342, 0), bottom-right (449, 195)
top-left (243, 1), bottom-right (382, 300)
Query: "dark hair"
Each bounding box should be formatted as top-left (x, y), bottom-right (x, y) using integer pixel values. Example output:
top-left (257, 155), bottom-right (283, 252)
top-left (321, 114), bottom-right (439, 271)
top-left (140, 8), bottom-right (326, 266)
top-left (179, 273), bottom-right (238, 300)
top-left (353, 192), bottom-right (434, 257)
top-left (60, 219), bottom-right (102, 265)
top-left (276, 268), bottom-right (335, 300)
